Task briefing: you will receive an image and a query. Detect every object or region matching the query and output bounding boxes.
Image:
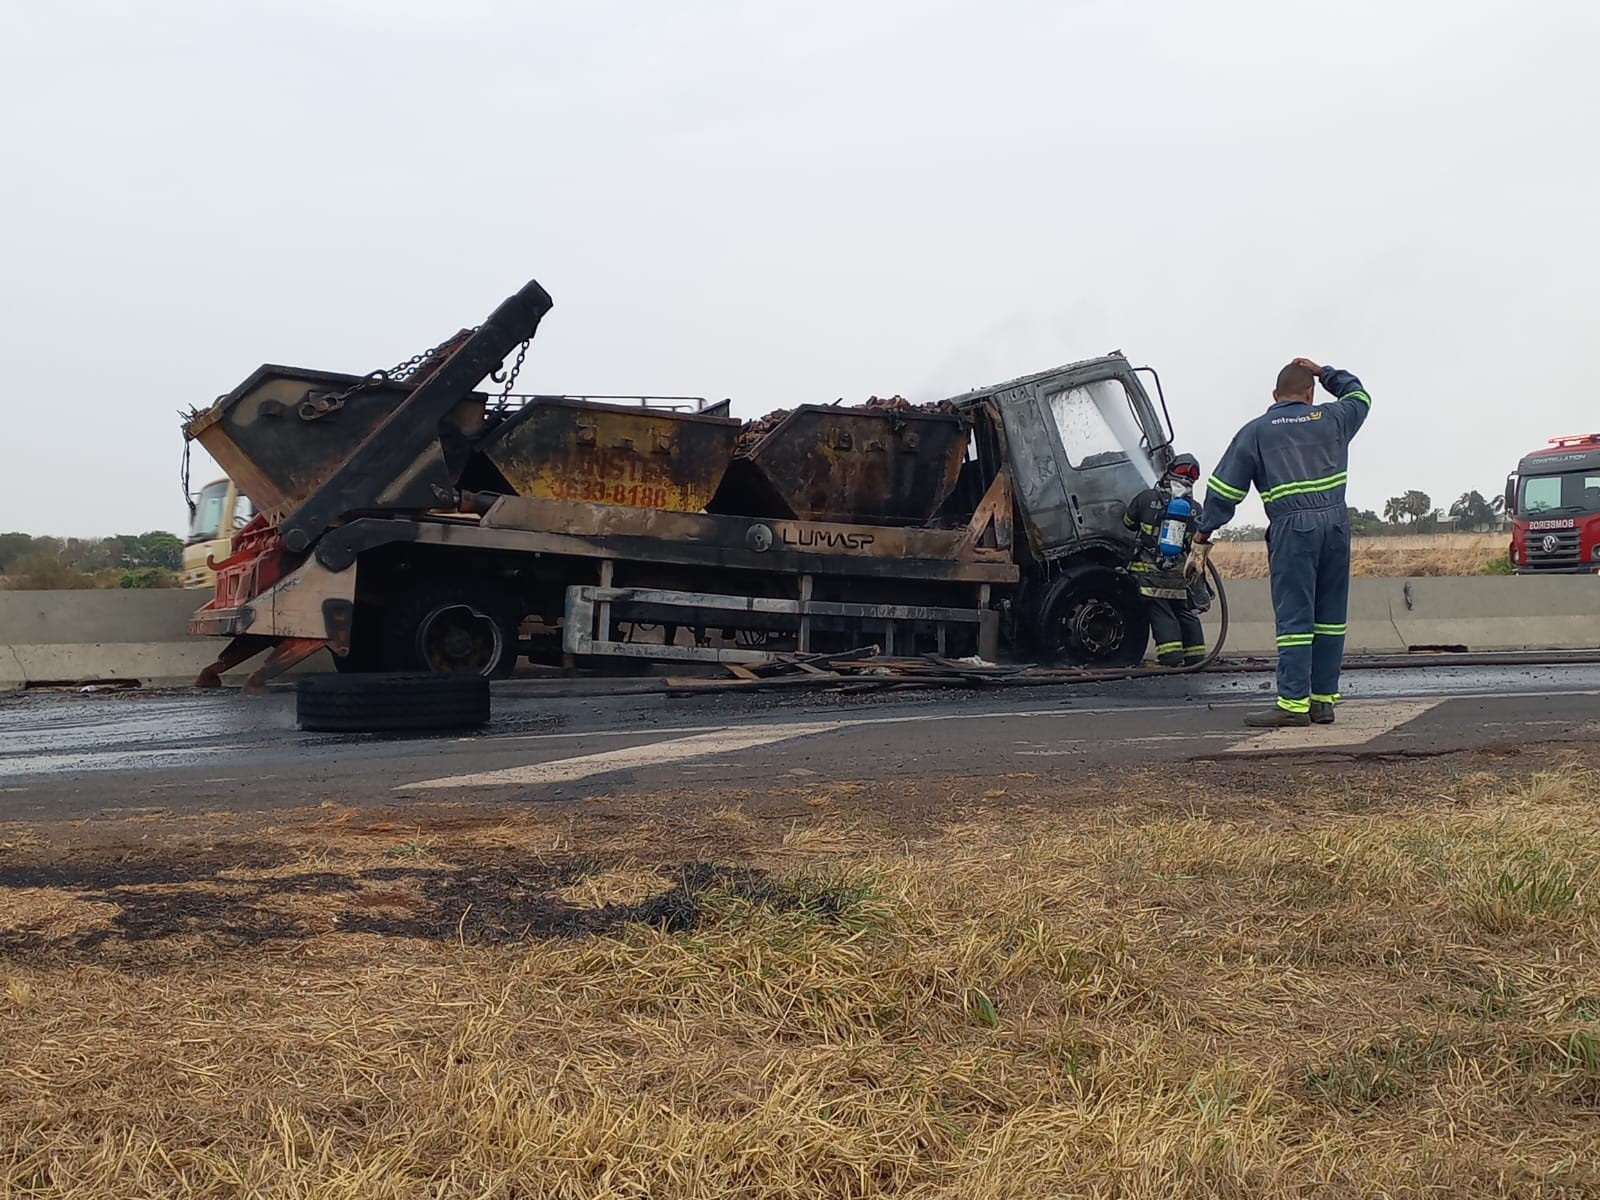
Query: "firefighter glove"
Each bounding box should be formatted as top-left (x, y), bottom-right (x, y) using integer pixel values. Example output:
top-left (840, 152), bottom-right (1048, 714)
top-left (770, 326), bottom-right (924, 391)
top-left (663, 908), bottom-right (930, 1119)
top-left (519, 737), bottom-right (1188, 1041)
top-left (1184, 540), bottom-right (1211, 583)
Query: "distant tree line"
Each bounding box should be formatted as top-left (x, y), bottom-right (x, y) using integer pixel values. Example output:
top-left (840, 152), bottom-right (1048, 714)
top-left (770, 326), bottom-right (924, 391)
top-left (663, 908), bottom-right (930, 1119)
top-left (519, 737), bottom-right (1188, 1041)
top-left (1371, 489), bottom-right (1504, 532)
top-left (0, 531), bottom-right (185, 589)
top-left (1212, 489), bottom-right (1508, 542)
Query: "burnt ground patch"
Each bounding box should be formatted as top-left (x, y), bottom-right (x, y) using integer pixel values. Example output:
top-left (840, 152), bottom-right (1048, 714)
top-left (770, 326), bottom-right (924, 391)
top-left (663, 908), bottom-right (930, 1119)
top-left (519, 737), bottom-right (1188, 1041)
top-left (0, 843), bottom-right (288, 891)
top-left (338, 860), bottom-right (868, 943)
top-left (0, 852), bottom-right (866, 960)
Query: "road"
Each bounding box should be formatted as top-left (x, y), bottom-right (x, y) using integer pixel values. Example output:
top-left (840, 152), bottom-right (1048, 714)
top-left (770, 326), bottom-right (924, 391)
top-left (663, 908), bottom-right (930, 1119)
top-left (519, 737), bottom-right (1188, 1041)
top-left (0, 662), bottom-right (1595, 821)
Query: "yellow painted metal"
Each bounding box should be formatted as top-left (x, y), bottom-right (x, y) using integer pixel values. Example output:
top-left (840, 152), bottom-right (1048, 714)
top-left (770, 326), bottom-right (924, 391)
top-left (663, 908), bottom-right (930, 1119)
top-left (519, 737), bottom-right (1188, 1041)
top-left (484, 398), bottom-right (739, 513)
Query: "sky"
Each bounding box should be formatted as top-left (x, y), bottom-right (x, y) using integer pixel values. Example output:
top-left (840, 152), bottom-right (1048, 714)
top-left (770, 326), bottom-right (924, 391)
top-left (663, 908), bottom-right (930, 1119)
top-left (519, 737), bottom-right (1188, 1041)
top-left (2, 0), bottom-right (1596, 536)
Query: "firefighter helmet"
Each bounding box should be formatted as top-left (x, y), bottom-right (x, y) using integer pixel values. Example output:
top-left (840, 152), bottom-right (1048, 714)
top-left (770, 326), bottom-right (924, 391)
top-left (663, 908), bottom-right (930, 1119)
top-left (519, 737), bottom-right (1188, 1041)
top-left (1168, 453), bottom-right (1201, 481)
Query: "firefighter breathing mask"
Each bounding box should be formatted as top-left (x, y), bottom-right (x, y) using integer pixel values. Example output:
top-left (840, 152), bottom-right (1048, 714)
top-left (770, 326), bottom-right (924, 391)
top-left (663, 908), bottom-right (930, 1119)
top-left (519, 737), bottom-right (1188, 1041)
top-left (1165, 453), bottom-right (1201, 500)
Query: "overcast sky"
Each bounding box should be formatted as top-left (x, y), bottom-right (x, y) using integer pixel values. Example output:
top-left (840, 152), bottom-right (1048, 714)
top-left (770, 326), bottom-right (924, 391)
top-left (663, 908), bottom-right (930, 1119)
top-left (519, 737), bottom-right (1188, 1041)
top-left (3, 0), bottom-right (1595, 536)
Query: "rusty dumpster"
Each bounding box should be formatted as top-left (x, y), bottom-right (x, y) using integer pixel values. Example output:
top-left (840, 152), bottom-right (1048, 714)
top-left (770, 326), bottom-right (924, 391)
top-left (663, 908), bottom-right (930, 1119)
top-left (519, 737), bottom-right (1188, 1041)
top-left (479, 396), bottom-right (740, 513)
top-left (184, 365), bottom-right (490, 525)
top-left (714, 405), bottom-right (970, 525)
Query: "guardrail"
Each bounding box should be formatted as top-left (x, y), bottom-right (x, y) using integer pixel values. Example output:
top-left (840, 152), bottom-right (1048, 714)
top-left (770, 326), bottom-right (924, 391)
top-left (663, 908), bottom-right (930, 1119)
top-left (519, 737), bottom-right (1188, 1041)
top-left (1204, 576), bottom-right (1600, 655)
top-left (0, 576), bottom-right (1595, 689)
top-left (0, 589), bottom-right (330, 690)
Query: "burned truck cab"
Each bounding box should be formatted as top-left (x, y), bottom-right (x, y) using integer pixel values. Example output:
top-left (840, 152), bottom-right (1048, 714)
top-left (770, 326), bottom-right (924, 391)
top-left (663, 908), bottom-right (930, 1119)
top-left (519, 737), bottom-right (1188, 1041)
top-left (947, 354), bottom-right (1175, 665)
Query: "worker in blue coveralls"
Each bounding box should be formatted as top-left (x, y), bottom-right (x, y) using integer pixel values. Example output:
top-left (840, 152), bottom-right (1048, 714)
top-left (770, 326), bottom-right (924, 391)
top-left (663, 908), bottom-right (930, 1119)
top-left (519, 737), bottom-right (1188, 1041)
top-left (1185, 358), bottom-right (1371, 727)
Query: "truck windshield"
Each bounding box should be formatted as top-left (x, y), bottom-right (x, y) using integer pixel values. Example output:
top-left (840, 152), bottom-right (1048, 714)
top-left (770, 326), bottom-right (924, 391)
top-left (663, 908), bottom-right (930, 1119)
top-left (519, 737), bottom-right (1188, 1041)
top-left (1047, 378), bottom-right (1157, 482)
top-left (1521, 470), bottom-right (1600, 515)
top-left (188, 481), bottom-right (229, 543)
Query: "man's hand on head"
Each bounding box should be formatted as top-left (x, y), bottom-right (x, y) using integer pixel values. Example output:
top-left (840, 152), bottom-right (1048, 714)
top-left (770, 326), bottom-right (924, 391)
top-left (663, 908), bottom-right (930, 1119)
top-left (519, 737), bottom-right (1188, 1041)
top-left (1292, 357), bottom-right (1322, 375)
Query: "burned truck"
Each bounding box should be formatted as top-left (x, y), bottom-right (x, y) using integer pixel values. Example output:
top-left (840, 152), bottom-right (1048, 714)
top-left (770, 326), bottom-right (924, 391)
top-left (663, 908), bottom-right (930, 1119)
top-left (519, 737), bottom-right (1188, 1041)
top-left (184, 279), bottom-right (1184, 688)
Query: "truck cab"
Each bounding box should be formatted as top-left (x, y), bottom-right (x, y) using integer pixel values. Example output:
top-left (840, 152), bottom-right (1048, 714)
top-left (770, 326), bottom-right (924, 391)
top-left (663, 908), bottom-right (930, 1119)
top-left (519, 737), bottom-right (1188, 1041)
top-left (946, 354), bottom-right (1175, 662)
top-left (1505, 434), bottom-right (1600, 573)
top-left (182, 478), bottom-right (254, 588)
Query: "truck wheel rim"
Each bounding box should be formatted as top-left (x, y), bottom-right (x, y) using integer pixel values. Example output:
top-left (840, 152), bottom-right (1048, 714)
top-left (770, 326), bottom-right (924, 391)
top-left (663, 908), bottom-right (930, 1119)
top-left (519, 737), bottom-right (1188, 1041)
top-left (1061, 597), bottom-right (1123, 658)
top-left (417, 604), bottom-right (503, 675)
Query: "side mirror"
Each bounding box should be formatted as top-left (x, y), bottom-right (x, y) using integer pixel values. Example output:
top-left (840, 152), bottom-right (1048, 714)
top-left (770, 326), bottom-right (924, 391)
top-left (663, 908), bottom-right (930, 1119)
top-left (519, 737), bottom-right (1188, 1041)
top-left (1503, 475), bottom-right (1517, 517)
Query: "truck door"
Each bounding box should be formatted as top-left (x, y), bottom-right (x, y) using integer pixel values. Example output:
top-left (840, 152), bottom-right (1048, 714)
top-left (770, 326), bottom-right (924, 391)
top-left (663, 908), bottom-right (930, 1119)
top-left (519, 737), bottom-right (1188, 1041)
top-left (991, 357), bottom-right (1170, 560)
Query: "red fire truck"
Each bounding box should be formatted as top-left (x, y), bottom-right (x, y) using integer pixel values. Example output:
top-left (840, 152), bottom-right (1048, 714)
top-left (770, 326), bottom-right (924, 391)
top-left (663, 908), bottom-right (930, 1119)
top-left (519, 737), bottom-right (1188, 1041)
top-left (1505, 434), bottom-right (1600, 574)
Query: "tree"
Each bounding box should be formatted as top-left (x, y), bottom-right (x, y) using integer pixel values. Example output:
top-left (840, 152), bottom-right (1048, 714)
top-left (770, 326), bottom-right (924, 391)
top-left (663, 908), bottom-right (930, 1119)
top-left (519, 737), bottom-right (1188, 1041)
top-left (0, 529), bottom-right (184, 585)
top-left (1347, 507), bottom-right (1384, 535)
top-left (1449, 490), bottom-right (1497, 532)
top-left (119, 567), bottom-right (178, 589)
top-left (4, 551), bottom-right (95, 590)
top-left (115, 532), bottom-right (184, 570)
top-left (1383, 490), bottom-right (1433, 525)
top-left (1403, 490), bottom-right (1432, 522)
top-left (0, 532), bottom-right (34, 572)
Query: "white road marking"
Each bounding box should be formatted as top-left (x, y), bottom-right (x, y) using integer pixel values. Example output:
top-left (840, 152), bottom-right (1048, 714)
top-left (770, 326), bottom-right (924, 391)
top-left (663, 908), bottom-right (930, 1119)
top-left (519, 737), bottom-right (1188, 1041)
top-left (400, 720), bottom-right (844, 790)
top-left (478, 723), bottom-right (731, 745)
top-left (1228, 700), bottom-right (1442, 754)
top-left (471, 705), bottom-right (1189, 748)
top-left (395, 704), bottom-right (1219, 791)
top-left (462, 688), bottom-right (1600, 755)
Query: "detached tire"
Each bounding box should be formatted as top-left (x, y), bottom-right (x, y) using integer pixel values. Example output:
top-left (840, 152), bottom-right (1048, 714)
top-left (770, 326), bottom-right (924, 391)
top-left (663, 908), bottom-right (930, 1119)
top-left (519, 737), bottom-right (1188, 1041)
top-left (296, 672), bottom-right (490, 733)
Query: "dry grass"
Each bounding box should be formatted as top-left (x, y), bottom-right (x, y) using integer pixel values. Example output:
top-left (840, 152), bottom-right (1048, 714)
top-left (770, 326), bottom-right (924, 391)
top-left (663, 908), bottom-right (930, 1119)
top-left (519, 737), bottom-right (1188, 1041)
top-left (1212, 533), bottom-right (1506, 579)
top-left (2, 764), bottom-right (1599, 1197)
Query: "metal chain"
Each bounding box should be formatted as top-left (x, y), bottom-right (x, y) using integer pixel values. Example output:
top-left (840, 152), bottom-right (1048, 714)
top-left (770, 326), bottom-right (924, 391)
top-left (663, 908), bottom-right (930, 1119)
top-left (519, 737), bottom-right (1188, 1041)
top-left (299, 328), bottom-right (480, 422)
top-left (299, 369), bottom-right (388, 421)
top-left (491, 338), bottom-right (531, 412)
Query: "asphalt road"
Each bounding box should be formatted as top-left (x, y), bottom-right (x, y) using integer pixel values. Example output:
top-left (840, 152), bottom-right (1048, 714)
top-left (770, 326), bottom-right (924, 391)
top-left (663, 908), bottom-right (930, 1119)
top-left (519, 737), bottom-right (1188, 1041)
top-left (0, 663), bottom-right (1595, 822)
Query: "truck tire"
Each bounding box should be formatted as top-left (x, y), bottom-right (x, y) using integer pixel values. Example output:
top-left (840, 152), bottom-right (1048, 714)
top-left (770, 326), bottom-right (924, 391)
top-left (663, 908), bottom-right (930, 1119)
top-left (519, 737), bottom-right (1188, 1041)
top-left (296, 672), bottom-right (490, 733)
top-left (1035, 565), bottom-right (1149, 667)
top-left (382, 584), bottom-right (523, 678)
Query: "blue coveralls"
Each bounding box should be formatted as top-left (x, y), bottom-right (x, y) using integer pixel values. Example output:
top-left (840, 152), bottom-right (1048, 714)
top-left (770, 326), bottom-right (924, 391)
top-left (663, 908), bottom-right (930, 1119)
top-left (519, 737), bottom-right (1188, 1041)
top-left (1198, 368), bottom-right (1371, 714)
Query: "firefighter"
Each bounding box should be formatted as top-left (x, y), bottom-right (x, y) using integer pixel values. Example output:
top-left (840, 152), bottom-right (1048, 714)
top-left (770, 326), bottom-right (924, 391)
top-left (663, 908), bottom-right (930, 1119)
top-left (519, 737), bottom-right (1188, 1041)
top-left (1187, 358), bottom-right (1370, 727)
top-left (1124, 454), bottom-right (1210, 667)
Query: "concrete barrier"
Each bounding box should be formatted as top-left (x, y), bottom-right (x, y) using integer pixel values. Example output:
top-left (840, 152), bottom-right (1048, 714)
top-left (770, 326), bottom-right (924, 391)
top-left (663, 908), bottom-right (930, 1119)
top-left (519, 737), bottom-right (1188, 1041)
top-left (1, 576), bottom-right (1596, 689)
top-left (0, 589), bottom-right (330, 689)
top-left (1202, 576), bottom-right (1600, 656)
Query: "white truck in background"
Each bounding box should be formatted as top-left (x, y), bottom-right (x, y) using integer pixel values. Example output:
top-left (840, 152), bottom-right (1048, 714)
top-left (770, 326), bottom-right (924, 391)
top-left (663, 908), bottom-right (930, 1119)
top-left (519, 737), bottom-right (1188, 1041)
top-left (182, 478), bottom-right (253, 588)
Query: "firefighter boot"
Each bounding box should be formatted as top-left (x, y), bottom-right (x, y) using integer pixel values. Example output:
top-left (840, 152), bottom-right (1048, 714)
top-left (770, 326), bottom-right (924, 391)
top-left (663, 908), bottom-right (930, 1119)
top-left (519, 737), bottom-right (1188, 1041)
top-left (1243, 708), bottom-right (1311, 729)
top-left (1310, 701), bottom-right (1336, 725)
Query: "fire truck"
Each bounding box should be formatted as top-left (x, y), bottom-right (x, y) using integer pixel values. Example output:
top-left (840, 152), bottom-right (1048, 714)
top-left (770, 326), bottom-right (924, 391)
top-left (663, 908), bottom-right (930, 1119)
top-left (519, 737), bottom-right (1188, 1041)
top-left (1505, 434), bottom-right (1600, 574)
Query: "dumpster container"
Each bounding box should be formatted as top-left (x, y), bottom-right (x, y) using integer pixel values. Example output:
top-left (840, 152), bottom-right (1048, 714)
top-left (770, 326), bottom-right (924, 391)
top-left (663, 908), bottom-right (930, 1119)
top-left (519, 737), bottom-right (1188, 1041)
top-left (184, 366), bottom-right (489, 524)
top-left (715, 405), bottom-right (969, 525)
top-left (480, 397), bottom-right (739, 512)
